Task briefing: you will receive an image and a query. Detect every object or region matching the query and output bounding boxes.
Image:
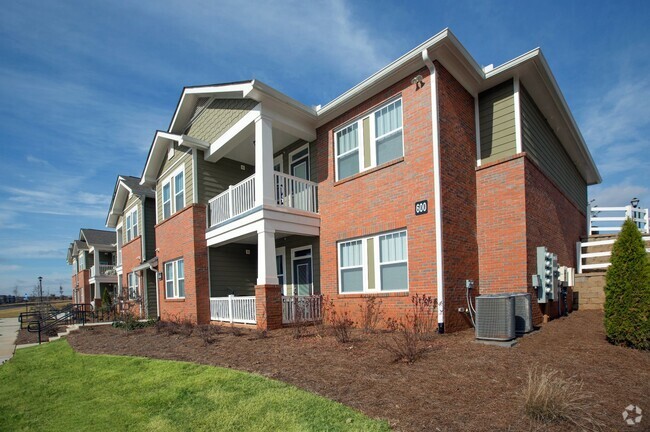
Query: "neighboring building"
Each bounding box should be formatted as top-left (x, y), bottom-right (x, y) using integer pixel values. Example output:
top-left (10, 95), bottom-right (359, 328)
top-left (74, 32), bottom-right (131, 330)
top-left (98, 28), bottom-right (598, 331)
top-left (66, 229), bottom-right (118, 307)
top-left (106, 175), bottom-right (158, 318)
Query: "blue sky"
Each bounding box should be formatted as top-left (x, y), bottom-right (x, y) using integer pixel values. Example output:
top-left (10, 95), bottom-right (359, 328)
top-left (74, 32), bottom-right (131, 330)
top-left (1, 0), bottom-right (648, 295)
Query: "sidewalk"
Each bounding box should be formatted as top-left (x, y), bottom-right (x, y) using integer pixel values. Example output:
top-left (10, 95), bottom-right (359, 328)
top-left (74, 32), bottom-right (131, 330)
top-left (0, 317), bottom-right (20, 365)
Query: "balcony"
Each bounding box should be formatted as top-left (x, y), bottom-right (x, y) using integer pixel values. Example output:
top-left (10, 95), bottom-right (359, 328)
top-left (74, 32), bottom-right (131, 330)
top-left (90, 264), bottom-right (117, 278)
top-left (208, 172), bottom-right (318, 229)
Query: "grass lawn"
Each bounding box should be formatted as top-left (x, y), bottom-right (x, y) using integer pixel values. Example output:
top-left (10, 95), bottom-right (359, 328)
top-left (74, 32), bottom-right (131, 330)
top-left (0, 340), bottom-right (390, 432)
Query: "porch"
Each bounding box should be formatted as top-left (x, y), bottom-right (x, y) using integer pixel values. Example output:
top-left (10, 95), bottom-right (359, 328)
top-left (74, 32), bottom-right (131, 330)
top-left (207, 235), bottom-right (321, 328)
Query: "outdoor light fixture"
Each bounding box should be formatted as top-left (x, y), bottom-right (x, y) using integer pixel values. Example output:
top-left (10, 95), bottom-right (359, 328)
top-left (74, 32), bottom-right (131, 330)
top-left (411, 74), bottom-right (424, 89)
top-left (631, 197), bottom-right (640, 208)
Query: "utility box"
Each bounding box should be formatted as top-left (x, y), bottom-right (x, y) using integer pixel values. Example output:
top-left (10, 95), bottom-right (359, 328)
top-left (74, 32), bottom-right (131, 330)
top-left (535, 246), bottom-right (559, 303)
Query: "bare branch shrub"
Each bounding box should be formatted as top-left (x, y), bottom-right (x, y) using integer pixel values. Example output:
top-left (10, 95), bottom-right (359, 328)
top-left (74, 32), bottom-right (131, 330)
top-left (358, 296), bottom-right (383, 333)
top-left (195, 324), bottom-right (220, 346)
top-left (324, 297), bottom-right (354, 343)
top-left (522, 366), bottom-right (603, 431)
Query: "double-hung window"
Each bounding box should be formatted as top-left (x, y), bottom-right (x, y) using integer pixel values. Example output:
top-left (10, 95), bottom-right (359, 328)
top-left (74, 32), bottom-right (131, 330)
top-left (335, 98), bottom-right (403, 180)
top-left (128, 272), bottom-right (139, 300)
top-left (161, 168), bottom-right (185, 220)
top-left (125, 207), bottom-right (138, 242)
top-left (338, 229), bottom-right (408, 293)
top-left (165, 258), bottom-right (185, 299)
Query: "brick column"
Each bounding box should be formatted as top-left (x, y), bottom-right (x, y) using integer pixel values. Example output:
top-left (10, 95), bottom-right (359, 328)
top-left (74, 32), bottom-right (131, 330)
top-left (255, 284), bottom-right (282, 330)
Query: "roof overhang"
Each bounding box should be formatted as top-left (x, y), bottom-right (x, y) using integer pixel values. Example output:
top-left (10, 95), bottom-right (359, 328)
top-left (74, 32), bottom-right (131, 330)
top-left (315, 28), bottom-right (600, 185)
top-left (133, 257), bottom-right (158, 272)
top-left (106, 176), bottom-right (155, 227)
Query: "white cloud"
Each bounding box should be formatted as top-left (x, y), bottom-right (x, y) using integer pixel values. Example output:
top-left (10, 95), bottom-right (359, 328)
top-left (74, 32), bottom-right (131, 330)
top-left (0, 264), bottom-right (21, 272)
top-left (590, 181), bottom-right (650, 208)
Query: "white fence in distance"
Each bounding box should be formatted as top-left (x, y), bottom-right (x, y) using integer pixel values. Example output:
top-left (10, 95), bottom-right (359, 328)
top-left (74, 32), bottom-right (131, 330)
top-left (210, 295), bottom-right (256, 324)
top-left (576, 236), bottom-right (650, 272)
top-left (589, 205), bottom-right (649, 235)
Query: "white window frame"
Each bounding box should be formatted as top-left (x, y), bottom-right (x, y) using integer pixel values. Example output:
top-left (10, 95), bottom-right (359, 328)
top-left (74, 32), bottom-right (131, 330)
top-left (164, 258), bottom-right (185, 299)
top-left (289, 143), bottom-right (310, 180)
top-left (334, 97), bottom-right (404, 181)
top-left (275, 247), bottom-right (286, 295)
top-left (125, 207), bottom-right (138, 242)
top-left (338, 229), bottom-right (409, 294)
top-left (128, 272), bottom-right (139, 300)
top-left (161, 167), bottom-right (185, 220)
top-left (291, 245), bottom-right (314, 296)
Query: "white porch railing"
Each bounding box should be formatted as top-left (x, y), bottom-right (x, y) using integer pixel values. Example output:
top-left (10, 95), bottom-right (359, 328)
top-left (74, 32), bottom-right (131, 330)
top-left (576, 236), bottom-right (650, 272)
top-left (589, 206), bottom-right (649, 235)
top-left (207, 172), bottom-right (319, 228)
top-left (210, 295), bottom-right (256, 324)
top-left (208, 174), bottom-right (256, 227)
top-left (282, 295), bottom-right (323, 324)
top-left (90, 264), bottom-right (117, 277)
top-left (274, 172), bottom-right (318, 214)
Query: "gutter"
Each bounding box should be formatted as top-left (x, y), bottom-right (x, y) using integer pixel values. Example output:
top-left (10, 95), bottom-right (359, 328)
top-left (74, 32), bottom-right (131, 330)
top-left (422, 49), bottom-right (445, 334)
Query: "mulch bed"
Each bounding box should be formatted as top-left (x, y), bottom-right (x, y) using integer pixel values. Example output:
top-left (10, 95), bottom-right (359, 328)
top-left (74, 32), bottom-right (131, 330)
top-left (15, 326), bottom-right (66, 345)
top-left (67, 311), bottom-right (649, 431)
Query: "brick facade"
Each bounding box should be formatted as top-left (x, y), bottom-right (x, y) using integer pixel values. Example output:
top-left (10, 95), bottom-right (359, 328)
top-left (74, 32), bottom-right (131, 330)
top-left (120, 236), bottom-right (145, 318)
top-left (255, 284), bottom-right (282, 330)
top-left (155, 204), bottom-right (210, 324)
top-left (316, 66), bottom-right (438, 326)
top-left (72, 269), bottom-right (91, 304)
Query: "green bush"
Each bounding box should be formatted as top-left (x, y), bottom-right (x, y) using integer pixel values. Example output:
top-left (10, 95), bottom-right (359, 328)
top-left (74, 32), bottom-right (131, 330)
top-left (101, 286), bottom-right (112, 307)
top-left (604, 218), bottom-right (650, 349)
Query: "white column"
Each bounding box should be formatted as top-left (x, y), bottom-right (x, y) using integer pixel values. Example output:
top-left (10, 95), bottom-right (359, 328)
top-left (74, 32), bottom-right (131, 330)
top-left (256, 229), bottom-right (278, 285)
top-left (254, 115), bottom-right (275, 207)
top-left (94, 248), bottom-right (100, 279)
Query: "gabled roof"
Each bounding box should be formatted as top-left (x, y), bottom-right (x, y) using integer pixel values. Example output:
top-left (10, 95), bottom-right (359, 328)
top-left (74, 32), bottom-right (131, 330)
top-left (79, 228), bottom-right (116, 247)
top-left (106, 175), bottom-right (155, 227)
top-left (140, 28), bottom-right (600, 188)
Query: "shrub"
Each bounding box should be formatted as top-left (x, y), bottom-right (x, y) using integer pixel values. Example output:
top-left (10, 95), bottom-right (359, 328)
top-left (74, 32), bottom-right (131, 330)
top-left (358, 297), bottom-right (383, 333)
top-left (324, 298), bottom-right (354, 343)
top-left (604, 218), bottom-right (650, 350)
top-left (411, 294), bottom-right (437, 339)
top-left (195, 324), bottom-right (219, 346)
top-left (112, 312), bottom-right (153, 332)
top-left (522, 366), bottom-right (603, 430)
top-left (101, 287), bottom-right (112, 308)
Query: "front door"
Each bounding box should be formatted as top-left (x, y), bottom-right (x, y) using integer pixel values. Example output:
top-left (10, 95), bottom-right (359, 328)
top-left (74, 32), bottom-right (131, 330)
top-left (293, 259), bottom-right (312, 296)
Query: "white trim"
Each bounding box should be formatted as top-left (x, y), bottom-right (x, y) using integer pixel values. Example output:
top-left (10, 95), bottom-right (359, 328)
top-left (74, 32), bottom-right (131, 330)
top-left (291, 245), bottom-right (313, 296)
top-left (422, 50), bottom-right (445, 327)
top-left (164, 258), bottom-right (185, 299)
top-left (205, 104), bottom-right (262, 163)
top-left (157, 149), bottom-right (191, 182)
top-left (273, 155), bottom-right (284, 173)
top-left (474, 96), bottom-right (481, 166)
top-left (513, 75), bottom-right (523, 154)
top-left (192, 149), bottom-right (198, 204)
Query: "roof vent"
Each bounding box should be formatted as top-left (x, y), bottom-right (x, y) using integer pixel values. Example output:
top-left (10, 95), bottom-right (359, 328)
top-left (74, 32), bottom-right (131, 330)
top-left (482, 64), bottom-right (494, 73)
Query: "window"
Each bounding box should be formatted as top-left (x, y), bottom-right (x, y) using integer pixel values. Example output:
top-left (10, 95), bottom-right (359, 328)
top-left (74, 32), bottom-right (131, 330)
top-left (161, 168), bottom-right (184, 220)
top-left (335, 98), bottom-right (403, 180)
top-left (338, 230), bottom-right (408, 293)
top-left (165, 258), bottom-right (185, 299)
top-left (289, 144), bottom-right (310, 180)
top-left (339, 240), bottom-right (363, 293)
top-left (125, 207), bottom-right (138, 242)
top-left (79, 253), bottom-right (86, 270)
top-left (128, 272), bottom-right (139, 300)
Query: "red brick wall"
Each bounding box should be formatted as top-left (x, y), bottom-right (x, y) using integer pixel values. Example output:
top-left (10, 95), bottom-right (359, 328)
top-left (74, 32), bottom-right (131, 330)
top-left (316, 66), bottom-right (438, 325)
top-left (524, 157), bottom-right (586, 319)
top-left (155, 204), bottom-right (210, 324)
top-left (120, 236), bottom-right (145, 318)
top-left (76, 269), bottom-right (91, 304)
top-left (436, 61), bottom-right (480, 332)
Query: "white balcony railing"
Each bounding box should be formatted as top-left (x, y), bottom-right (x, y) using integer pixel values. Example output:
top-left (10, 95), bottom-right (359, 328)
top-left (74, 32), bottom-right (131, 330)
top-left (208, 172), bottom-right (318, 228)
top-left (90, 264), bottom-right (117, 277)
top-left (210, 295), bottom-right (256, 324)
top-left (282, 295), bottom-right (323, 324)
top-left (589, 206), bottom-right (649, 235)
top-left (274, 172), bottom-right (318, 214)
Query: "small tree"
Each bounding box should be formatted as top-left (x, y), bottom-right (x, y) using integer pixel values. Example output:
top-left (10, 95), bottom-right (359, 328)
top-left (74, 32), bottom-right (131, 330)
top-left (604, 218), bottom-right (650, 350)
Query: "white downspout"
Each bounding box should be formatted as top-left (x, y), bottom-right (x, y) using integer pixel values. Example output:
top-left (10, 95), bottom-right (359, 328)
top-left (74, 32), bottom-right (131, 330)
top-left (422, 49), bottom-right (445, 333)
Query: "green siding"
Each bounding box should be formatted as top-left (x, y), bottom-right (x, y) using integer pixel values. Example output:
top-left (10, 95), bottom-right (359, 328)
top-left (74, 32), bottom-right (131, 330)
top-left (144, 269), bottom-right (157, 318)
top-left (209, 244), bottom-right (257, 297)
top-left (155, 145), bottom-right (193, 223)
top-left (185, 99), bottom-right (257, 143)
top-left (196, 151), bottom-right (254, 204)
top-left (278, 236), bottom-right (320, 295)
top-left (520, 86), bottom-right (587, 209)
top-left (479, 79), bottom-right (517, 163)
top-left (143, 197), bottom-right (156, 260)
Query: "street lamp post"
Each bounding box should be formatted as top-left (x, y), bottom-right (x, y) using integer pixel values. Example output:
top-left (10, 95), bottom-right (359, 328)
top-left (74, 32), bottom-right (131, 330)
top-left (38, 276), bottom-right (43, 303)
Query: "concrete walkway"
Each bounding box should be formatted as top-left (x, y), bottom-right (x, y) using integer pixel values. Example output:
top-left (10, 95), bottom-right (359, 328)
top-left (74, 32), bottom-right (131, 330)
top-left (0, 317), bottom-right (20, 365)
